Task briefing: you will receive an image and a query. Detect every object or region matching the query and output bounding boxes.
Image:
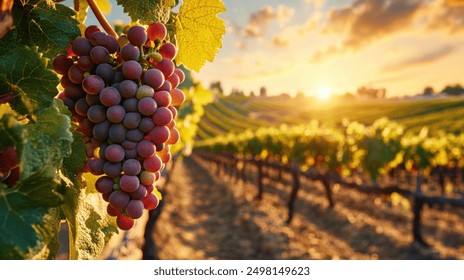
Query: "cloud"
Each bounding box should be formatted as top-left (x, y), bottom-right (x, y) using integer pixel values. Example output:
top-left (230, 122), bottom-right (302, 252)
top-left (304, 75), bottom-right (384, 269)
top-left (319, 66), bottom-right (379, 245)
top-left (271, 15), bottom-right (320, 47)
top-left (426, 0), bottom-right (464, 33)
top-left (220, 51), bottom-right (295, 80)
top-left (305, 0), bottom-right (326, 9)
top-left (381, 45), bottom-right (456, 72)
top-left (326, 0), bottom-right (423, 49)
top-left (226, 19), bottom-right (242, 36)
top-left (233, 41), bottom-right (246, 50)
top-left (308, 0), bottom-right (424, 62)
top-left (309, 0), bottom-right (464, 63)
top-left (244, 5), bottom-right (295, 38)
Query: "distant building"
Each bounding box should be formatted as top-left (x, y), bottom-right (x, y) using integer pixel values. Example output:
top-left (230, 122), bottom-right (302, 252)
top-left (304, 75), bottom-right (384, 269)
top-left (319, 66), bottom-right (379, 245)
top-left (209, 81), bottom-right (223, 95)
top-left (230, 88), bottom-right (245, 96)
top-left (357, 86), bottom-right (386, 99)
top-left (260, 86), bottom-right (267, 97)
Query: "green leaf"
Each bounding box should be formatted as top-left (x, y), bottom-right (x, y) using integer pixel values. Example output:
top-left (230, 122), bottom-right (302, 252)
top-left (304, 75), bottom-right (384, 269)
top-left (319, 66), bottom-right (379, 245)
top-left (0, 46), bottom-right (59, 116)
top-left (0, 103), bottom-right (105, 260)
top-left (0, 100), bottom-right (71, 259)
top-left (0, 114), bottom-right (24, 150)
top-left (0, 1), bottom-right (80, 59)
top-left (177, 64), bottom-right (193, 89)
top-left (20, 105), bottom-right (73, 179)
top-left (116, 0), bottom-right (176, 24)
top-left (62, 185), bottom-right (118, 260)
top-left (56, 95), bottom-right (117, 259)
top-left (0, 169), bottom-right (64, 259)
top-left (56, 99), bottom-right (87, 179)
top-left (175, 0), bottom-right (226, 72)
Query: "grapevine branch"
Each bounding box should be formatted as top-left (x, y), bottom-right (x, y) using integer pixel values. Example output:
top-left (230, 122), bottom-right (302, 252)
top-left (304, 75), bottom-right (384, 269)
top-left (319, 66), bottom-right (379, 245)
top-left (86, 0), bottom-right (118, 38)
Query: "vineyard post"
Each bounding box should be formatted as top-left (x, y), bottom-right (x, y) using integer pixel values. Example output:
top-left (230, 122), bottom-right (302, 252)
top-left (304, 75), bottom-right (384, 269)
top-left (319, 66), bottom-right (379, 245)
top-left (215, 158), bottom-right (221, 176)
top-left (226, 156), bottom-right (233, 177)
top-left (322, 173), bottom-right (335, 209)
top-left (256, 159), bottom-right (264, 200)
top-left (233, 156), bottom-right (240, 183)
top-left (277, 156), bottom-right (283, 182)
top-left (412, 172), bottom-right (429, 246)
top-left (286, 164), bottom-right (301, 224)
top-left (241, 160), bottom-right (247, 183)
top-left (437, 166), bottom-right (446, 195)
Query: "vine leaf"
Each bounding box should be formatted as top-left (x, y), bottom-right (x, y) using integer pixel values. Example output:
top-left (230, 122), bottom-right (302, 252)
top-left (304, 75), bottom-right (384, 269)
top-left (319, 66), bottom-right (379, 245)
top-left (0, 46), bottom-right (59, 117)
top-left (20, 105), bottom-right (74, 179)
top-left (0, 105), bottom-right (74, 259)
top-left (0, 1), bottom-right (80, 60)
top-left (0, 113), bottom-right (23, 149)
top-left (62, 182), bottom-right (118, 260)
top-left (116, 0), bottom-right (176, 24)
top-left (56, 99), bottom-right (116, 260)
top-left (175, 0), bottom-right (226, 72)
top-left (57, 99), bottom-right (87, 181)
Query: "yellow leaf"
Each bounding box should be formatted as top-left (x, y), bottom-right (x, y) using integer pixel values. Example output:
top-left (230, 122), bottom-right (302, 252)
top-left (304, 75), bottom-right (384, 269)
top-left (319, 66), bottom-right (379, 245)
top-left (96, 0), bottom-right (112, 14)
top-left (81, 172), bottom-right (102, 194)
top-left (175, 0), bottom-right (226, 72)
top-left (0, 103), bottom-right (16, 118)
top-left (153, 186), bottom-right (163, 200)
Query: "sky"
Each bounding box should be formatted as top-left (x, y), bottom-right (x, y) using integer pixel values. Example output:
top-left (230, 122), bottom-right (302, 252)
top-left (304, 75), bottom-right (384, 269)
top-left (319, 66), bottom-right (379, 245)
top-left (74, 0), bottom-right (464, 98)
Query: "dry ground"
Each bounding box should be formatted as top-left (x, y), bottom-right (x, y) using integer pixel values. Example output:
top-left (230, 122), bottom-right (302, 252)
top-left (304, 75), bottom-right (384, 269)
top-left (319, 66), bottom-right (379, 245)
top-left (151, 156), bottom-right (464, 260)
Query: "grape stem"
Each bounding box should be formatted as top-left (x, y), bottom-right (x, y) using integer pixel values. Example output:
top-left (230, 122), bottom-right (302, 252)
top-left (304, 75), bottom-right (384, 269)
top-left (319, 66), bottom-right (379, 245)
top-left (86, 0), bottom-right (118, 38)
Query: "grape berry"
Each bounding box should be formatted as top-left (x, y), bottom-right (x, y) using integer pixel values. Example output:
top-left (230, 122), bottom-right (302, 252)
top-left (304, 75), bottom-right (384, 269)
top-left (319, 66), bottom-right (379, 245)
top-left (0, 147), bottom-right (20, 187)
top-left (54, 23), bottom-right (186, 230)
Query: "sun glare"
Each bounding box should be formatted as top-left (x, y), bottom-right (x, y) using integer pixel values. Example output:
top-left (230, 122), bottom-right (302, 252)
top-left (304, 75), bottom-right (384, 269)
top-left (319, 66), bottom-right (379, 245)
top-left (317, 86), bottom-right (331, 100)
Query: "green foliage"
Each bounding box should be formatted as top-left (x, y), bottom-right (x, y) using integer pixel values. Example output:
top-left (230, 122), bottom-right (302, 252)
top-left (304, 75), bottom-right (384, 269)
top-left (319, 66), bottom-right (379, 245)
top-left (0, 106), bottom-right (72, 259)
top-left (196, 117), bottom-right (464, 180)
top-left (61, 186), bottom-right (118, 260)
top-left (116, 0), bottom-right (177, 24)
top-left (0, 0), bottom-right (80, 60)
top-left (172, 82), bottom-right (214, 156)
top-left (0, 46), bottom-right (59, 116)
top-left (0, 0), bottom-right (113, 260)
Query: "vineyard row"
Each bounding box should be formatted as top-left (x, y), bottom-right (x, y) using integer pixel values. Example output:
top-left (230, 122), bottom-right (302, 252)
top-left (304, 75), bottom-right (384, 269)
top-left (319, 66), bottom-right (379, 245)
top-left (194, 118), bottom-right (464, 249)
top-left (195, 151), bottom-right (464, 249)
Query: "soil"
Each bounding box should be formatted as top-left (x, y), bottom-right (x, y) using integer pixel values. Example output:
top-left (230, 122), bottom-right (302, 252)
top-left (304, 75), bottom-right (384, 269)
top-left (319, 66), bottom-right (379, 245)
top-left (150, 155), bottom-right (464, 260)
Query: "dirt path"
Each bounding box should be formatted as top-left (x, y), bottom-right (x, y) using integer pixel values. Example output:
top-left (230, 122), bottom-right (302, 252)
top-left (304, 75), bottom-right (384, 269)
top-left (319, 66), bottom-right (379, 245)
top-left (151, 156), bottom-right (464, 260)
top-left (152, 156), bottom-right (277, 259)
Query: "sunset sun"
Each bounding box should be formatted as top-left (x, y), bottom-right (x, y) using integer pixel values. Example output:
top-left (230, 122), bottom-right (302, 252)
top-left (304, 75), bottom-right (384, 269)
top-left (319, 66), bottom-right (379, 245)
top-left (317, 86), bottom-right (331, 100)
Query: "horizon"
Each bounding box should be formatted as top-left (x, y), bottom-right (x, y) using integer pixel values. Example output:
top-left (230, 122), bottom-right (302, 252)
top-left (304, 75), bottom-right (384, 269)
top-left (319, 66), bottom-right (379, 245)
top-left (70, 0), bottom-right (464, 98)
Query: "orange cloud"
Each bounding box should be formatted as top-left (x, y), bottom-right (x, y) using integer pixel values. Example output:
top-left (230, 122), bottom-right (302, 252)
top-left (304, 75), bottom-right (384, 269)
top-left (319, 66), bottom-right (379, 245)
top-left (305, 0), bottom-right (326, 9)
top-left (325, 0), bottom-right (423, 49)
top-left (381, 45), bottom-right (455, 72)
top-left (309, 0), bottom-right (464, 62)
top-left (244, 5), bottom-right (295, 38)
top-left (426, 0), bottom-right (464, 33)
top-left (271, 16), bottom-right (319, 47)
top-left (309, 45), bottom-right (342, 63)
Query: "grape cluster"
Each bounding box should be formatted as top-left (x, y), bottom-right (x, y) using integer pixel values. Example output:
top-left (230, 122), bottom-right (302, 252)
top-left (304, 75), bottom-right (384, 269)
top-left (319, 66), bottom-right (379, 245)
top-left (0, 147), bottom-right (19, 187)
top-left (53, 23), bottom-right (185, 230)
